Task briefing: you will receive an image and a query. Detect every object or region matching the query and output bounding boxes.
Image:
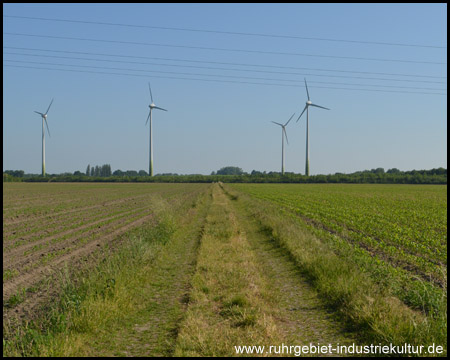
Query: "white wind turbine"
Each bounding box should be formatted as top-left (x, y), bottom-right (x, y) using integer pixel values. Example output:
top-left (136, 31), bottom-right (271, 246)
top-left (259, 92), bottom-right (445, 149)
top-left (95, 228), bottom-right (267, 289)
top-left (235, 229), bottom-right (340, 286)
top-left (34, 99), bottom-right (53, 176)
top-left (296, 79), bottom-right (330, 176)
top-left (272, 113), bottom-right (295, 175)
top-left (145, 82), bottom-right (167, 176)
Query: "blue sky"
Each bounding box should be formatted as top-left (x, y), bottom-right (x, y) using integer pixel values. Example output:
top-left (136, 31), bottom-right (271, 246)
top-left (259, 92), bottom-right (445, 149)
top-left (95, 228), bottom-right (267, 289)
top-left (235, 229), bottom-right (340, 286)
top-left (3, 3), bottom-right (447, 175)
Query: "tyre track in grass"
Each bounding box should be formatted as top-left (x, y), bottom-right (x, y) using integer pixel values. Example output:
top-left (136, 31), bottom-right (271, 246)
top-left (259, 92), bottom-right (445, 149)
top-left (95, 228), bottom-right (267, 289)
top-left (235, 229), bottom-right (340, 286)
top-left (174, 184), bottom-right (356, 357)
top-left (61, 186), bottom-right (212, 357)
top-left (228, 199), bottom-right (357, 352)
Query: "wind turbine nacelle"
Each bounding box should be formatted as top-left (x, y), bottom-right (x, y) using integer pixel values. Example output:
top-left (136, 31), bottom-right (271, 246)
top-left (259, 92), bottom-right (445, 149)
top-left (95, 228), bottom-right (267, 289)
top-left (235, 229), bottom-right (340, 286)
top-left (149, 104), bottom-right (155, 108)
top-left (306, 100), bottom-right (312, 105)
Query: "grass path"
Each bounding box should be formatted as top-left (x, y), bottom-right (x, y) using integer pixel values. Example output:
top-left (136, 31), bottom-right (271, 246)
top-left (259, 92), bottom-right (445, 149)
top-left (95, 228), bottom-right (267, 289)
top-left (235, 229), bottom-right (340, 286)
top-left (73, 190), bottom-right (212, 357)
top-left (12, 183), bottom-right (359, 356)
top-left (230, 191), bottom-right (357, 349)
top-left (174, 183), bottom-right (355, 356)
top-left (12, 186), bottom-right (213, 357)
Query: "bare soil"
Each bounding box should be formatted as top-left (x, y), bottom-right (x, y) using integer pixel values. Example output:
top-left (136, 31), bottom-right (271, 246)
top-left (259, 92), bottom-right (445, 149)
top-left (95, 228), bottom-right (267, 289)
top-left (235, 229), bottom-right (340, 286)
top-left (3, 212), bottom-right (156, 322)
top-left (3, 184), bottom-right (175, 323)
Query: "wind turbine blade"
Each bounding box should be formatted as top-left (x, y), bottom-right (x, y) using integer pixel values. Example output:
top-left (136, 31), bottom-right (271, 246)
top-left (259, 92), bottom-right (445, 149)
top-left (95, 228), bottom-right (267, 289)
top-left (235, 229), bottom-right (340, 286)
top-left (153, 106), bottom-right (167, 111)
top-left (271, 121), bottom-right (283, 127)
top-left (283, 127), bottom-right (289, 145)
top-left (44, 118), bottom-right (51, 137)
top-left (304, 78), bottom-right (310, 101)
top-left (145, 111), bottom-right (151, 125)
top-left (148, 82), bottom-right (154, 103)
top-left (34, 111), bottom-right (44, 116)
top-left (296, 105), bottom-right (308, 122)
top-left (284, 112), bottom-right (295, 127)
top-left (310, 103), bottom-right (330, 110)
top-left (45, 98), bottom-right (54, 115)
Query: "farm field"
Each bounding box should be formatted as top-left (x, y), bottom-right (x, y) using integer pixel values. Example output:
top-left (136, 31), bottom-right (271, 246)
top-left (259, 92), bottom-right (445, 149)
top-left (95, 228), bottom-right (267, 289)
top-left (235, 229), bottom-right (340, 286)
top-left (3, 182), bottom-right (207, 321)
top-left (230, 183), bottom-right (447, 287)
top-left (228, 183), bottom-right (447, 348)
top-left (3, 182), bottom-right (447, 356)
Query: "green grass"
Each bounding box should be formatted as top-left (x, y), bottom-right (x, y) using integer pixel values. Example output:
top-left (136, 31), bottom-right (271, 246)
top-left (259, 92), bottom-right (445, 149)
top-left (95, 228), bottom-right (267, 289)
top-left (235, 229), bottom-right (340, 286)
top-left (228, 183), bottom-right (447, 311)
top-left (4, 288), bottom-right (27, 308)
top-left (3, 184), bottom-right (211, 357)
top-left (174, 185), bottom-right (282, 356)
top-left (175, 183), bottom-right (357, 357)
top-left (225, 183), bottom-right (447, 354)
top-left (3, 269), bottom-right (19, 281)
top-left (4, 182), bottom-right (446, 356)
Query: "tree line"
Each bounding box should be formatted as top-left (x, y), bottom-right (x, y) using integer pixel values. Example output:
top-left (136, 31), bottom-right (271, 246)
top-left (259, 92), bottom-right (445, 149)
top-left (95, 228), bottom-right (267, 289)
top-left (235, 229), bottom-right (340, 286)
top-left (83, 164), bottom-right (149, 177)
top-left (4, 167), bottom-right (447, 184)
top-left (84, 164), bottom-right (112, 177)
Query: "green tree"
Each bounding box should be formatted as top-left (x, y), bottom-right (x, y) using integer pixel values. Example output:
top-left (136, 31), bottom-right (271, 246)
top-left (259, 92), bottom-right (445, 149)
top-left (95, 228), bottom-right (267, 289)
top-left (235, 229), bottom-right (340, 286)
top-left (100, 164), bottom-right (110, 177)
top-left (371, 168), bottom-right (385, 174)
top-left (216, 166), bottom-right (244, 175)
top-left (387, 168), bottom-right (400, 174)
top-left (251, 170), bottom-right (262, 176)
top-left (5, 170), bottom-right (24, 177)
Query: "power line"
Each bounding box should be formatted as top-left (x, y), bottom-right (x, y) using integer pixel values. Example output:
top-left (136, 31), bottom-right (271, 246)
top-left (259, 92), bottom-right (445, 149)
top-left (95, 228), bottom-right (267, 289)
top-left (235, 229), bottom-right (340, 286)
top-left (4, 32), bottom-right (446, 65)
top-left (5, 53), bottom-right (446, 91)
top-left (5, 46), bottom-right (445, 80)
top-left (5, 52), bottom-right (446, 86)
top-left (4, 57), bottom-right (446, 91)
top-left (4, 64), bottom-right (446, 96)
top-left (4, 14), bottom-right (446, 49)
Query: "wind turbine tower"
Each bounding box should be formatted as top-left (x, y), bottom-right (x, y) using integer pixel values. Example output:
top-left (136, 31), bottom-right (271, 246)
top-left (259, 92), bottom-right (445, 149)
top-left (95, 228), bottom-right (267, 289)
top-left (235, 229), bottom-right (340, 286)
top-left (34, 99), bottom-right (53, 176)
top-left (296, 79), bottom-right (330, 176)
top-left (271, 113), bottom-right (295, 175)
top-left (145, 82), bottom-right (167, 176)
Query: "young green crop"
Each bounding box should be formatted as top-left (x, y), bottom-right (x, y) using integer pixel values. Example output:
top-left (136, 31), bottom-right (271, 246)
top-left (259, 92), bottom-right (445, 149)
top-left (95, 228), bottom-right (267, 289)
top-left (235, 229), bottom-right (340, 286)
top-left (230, 183), bottom-right (447, 314)
top-left (231, 184), bottom-right (446, 276)
top-left (227, 183), bottom-right (447, 352)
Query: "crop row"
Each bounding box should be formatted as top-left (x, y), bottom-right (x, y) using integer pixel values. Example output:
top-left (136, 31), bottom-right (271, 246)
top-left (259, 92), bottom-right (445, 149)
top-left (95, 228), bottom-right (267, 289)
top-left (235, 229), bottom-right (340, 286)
top-left (3, 183), bottom-right (184, 220)
top-left (229, 183), bottom-right (447, 314)
top-left (6, 206), bottom-right (155, 281)
top-left (231, 184), bottom-right (447, 284)
top-left (3, 183), bottom-right (209, 310)
top-left (3, 194), bottom-right (159, 248)
top-left (5, 204), bottom-right (153, 270)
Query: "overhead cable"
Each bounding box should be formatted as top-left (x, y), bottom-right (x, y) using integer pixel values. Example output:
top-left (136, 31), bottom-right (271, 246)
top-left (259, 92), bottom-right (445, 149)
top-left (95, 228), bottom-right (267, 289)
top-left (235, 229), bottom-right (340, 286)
top-left (4, 64), bottom-right (446, 96)
top-left (4, 14), bottom-right (446, 49)
top-left (4, 32), bottom-right (446, 65)
top-left (4, 46), bottom-right (446, 80)
top-left (4, 58), bottom-right (446, 92)
top-left (4, 52), bottom-right (446, 85)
